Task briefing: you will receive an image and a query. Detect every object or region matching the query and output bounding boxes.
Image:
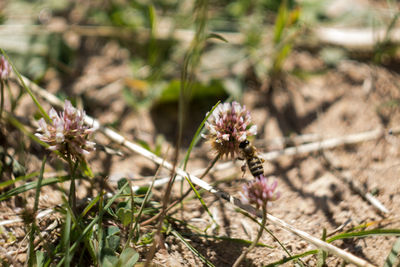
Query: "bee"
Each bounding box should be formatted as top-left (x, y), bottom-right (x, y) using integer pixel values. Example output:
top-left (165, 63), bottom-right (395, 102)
top-left (238, 140), bottom-right (264, 178)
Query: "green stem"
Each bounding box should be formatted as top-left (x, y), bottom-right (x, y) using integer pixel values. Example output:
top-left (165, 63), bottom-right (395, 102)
top-left (67, 156), bottom-right (78, 215)
top-left (28, 156), bottom-right (47, 267)
top-left (232, 206), bottom-right (267, 267)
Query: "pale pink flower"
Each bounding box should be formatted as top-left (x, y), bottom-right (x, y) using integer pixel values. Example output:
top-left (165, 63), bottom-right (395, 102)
top-left (203, 101), bottom-right (257, 158)
top-left (0, 56), bottom-right (11, 81)
top-left (241, 175), bottom-right (280, 210)
top-left (35, 100), bottom-right (95, 159)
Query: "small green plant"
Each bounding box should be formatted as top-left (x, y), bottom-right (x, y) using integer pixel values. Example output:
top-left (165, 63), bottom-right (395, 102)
top-left (35, 100), bottom-right (96, 213)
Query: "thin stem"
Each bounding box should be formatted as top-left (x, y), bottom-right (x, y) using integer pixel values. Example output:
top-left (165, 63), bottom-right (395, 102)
top-left (200, 153), bottom-right (220, 179)
top-left (28, 155), bottom-right (47, 267)
top-left (67, 157), bottom-right (78, 215)
top-left (233, 206), bottom-right (267, 267)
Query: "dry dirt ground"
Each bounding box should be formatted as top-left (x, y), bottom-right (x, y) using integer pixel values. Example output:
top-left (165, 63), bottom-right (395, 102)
top-left (1, 41), bottom-right (400, 266)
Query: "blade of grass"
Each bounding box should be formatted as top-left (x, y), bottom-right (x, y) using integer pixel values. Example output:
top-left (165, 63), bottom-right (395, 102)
top-left (184, 233), bottom-right (274, 248)
top-left (0, 176), bottom-right (69, 201)
top-left (63, 209), bottom-right (72, 267)
top-left (0, 49), bottom-right (50, 122)
top-left (236, 208), bottom-right (293, 258)
top-left (0, 171), bottom-right (39, 190)
top-left (57, 181), bottom-right (129, 267)
top-left (79, 195), bottom-right (101, 218)
top-left (28, 156), bottom-right (47, 267)
top-left (327, 229), bottom-right (400, 243)
top-left (265, 250), bottom-right (319, 267)
top-left (184, 174), bottom-right (218, 229)
top-left (171, 229), bottom-right (215, 267)
top-left (182, 100), bottom-right (220, 170)
top-left (125, 153), bottom-right (167, 250)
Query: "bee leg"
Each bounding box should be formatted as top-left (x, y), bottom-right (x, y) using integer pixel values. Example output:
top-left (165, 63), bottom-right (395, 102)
top-left (241, 163), bottom-right (247, 178)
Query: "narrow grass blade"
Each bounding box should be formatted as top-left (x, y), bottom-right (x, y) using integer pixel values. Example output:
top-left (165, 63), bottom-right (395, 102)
top-left (125, 163), bottom-right (162, 249)
top-left (171, 229), bottom-right (215, 267)
top-left (183, 233), bottom-right (274, 248)
top-left (0, 49), bottom-right (50, 122)
top-left (79, 195), bottom-right (101, 218)
top-left (236, 208), bottom-right (293, 258)
top-left (0, 176), bottom-right (69, 201)
top-left (28, 156), bottom-right (47, 266)
top-left (57, 181), bottom-right (129, 267)
top-left (327, 229), bottom-right (400, 243)
top-left (265, 250), bottom-right (319, 267)
top-left (184, 175), bottom-right (217, 228)
top-left (183, 100), bottom-right (220, 170)
top-left (0, 171), bottom-right (39, 190)
top-left (63, 210), bottom-right (72, 267)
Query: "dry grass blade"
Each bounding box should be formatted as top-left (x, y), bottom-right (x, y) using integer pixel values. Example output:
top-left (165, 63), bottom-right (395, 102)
top-left (21, 75), bottom-right (377, 267)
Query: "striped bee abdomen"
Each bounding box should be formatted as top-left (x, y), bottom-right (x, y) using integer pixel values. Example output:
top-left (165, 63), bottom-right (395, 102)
top-left (247, 157), bottom-right (264, 177)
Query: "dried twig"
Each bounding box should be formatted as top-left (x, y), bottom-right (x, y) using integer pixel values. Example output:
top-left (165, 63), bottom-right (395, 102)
top-left (20, 76), bottom-right (376, 267)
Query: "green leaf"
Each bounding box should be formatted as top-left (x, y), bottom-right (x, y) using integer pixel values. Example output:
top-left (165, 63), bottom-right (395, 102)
top-left (107, 235), bottom-right (120, 251)
top-left (80, 159), bottom-right (94, 178)
top-left (273, 0), bottom-right (289, 44)
top-left (57, 181), bottom-right (130, 267)
top-left (105, 226), bottom-right (121, 251)
top-left (116, 247), bottom-right (139, 267)
top-left (101, 248), bottom-right (118, 267)
top-left (11, 156), bottom-right (26, 178)
top-left (36, 250), bottom-right (45, 267)
top-left (106, 226), bottom-right (120, 236)
top-left (116, 207), bottom-right (133, 226)
top-left (117, 178), bottom-right (131, 196)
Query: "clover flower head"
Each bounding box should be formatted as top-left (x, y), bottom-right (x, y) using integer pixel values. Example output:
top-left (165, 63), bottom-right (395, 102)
top-left (0, 56), bottom-right (11, 81)
top-left (35, 100), bottom-right (96, 159)
top-left (202, 101), bottom-right (257, 158)
top-left (240, 175), bottom-right (280, 210)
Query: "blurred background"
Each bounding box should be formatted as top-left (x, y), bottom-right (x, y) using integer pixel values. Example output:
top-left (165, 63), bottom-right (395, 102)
top-left (2, 0), bottom-right (400, 266)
